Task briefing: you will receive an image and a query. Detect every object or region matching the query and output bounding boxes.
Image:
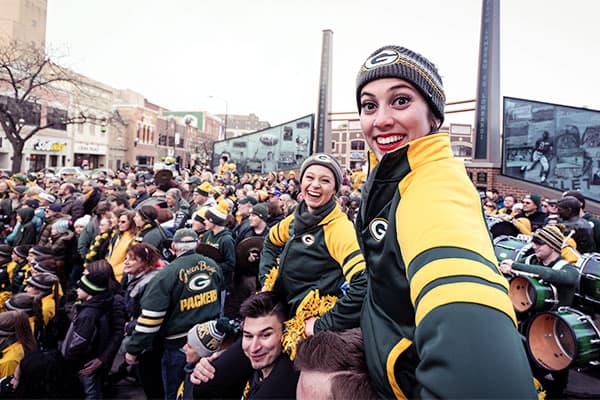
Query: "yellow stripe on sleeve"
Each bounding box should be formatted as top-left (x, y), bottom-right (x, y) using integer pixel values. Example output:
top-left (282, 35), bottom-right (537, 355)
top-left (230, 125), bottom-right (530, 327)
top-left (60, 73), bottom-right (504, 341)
top-left (344, 262), bottom-right (365, 282)
top-left (137, 316), bottom-right (164, 326)
top-left (410, 258), bottom-right (509, 305)
top-left (342, 254), bottom-right (365, 276)
top-left (415, 282), bottom-right (517, 326)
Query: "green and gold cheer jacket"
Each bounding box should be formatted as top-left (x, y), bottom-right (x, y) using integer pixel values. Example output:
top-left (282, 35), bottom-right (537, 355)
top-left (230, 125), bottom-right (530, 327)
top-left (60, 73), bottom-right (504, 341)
top-left (259, 204), bottom-right (367, 332)
top-left (126, 251), bottom-right (223, 354)
top-left (357, 133), bottom-right (536, 399)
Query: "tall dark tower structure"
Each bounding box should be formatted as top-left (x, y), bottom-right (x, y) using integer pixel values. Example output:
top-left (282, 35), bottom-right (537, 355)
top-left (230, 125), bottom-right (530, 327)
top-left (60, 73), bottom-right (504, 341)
top-left (315, 29), bottom-right (333, 154)
top-left (474, 0), bottom-right (500, 164)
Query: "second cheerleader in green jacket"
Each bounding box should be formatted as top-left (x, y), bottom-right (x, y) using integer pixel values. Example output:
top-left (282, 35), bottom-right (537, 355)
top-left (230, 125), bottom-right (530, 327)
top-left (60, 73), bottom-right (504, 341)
top-left (259, 153), bottom-right (367, 335)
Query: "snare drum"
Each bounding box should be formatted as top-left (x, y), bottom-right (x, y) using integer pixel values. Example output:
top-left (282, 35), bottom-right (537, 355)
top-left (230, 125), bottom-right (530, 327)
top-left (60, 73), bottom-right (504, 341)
top-left (527, 307), bottom-right (600, 371)
top-left (509, 276), bottom-right (558, 313)
top-left (487, 216), bottom-right (520, 238)
top-left (577, 253), bottom-right (600, 309)
top-left (493, 235), bottom-right (533, 263)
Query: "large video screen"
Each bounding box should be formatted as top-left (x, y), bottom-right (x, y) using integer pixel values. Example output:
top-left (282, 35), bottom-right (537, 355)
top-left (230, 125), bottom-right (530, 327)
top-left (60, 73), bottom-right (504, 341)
top-left (213, 114), bottom-right (314, 175)
top-left (502, 97), bottom-right (600, 201)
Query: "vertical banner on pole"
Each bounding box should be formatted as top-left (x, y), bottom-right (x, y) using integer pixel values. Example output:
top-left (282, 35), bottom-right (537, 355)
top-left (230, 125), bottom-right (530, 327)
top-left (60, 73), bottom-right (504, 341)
top-left (316, 29), bottom-right (333, 154)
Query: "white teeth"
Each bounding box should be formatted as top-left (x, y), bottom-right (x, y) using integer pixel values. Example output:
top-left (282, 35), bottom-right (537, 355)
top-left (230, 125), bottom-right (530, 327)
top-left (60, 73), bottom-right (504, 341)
top-left (376, 135), bottom-right (403, 145)
top-left (307, 190), bottom-right (320, 197)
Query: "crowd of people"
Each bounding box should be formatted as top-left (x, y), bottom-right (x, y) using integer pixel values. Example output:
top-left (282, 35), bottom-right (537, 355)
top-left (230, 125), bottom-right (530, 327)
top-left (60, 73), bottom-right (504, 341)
top-left (0, 43), bottom-right (584, 400)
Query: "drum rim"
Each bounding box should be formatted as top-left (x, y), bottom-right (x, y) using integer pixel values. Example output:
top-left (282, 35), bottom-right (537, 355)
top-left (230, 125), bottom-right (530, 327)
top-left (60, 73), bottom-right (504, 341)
top-left (526, 308), bottom-right (583, 371)
top-left (509, 276), bottom-right (557, 313)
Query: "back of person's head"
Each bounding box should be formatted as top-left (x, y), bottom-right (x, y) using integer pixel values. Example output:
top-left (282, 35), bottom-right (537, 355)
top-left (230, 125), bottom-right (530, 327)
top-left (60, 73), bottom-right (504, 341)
top-left (295, 328), bottom-right (366, 373)
top-left (0, 310), bottom-right (36, 354)
top-left (108, 193), bottom-right (131, 209)
top-left (27, 272), bottom-right (59, 295)
top-left (557, 196), bottom-right (582, 219)
top-left (239, 291), bottom-right (286, 323)
top-left (126, 242), bottom-right (161, 270)
top-left (94, 200), bottom-right (111, 216)
top-left (157, 208), bottom-right (174, 224)
top-left (172, 228), bottom-right (198, 253)
top-left (31, 258), bottom-right (58, 275)
top-left (294, 329), bottom-right (376, 400)
top-left (4, 293), bottom-right (43, 341)
top-left (138, 205), bottom-right (158, 222)
top-left (563, 191), bottom-right (586, 209)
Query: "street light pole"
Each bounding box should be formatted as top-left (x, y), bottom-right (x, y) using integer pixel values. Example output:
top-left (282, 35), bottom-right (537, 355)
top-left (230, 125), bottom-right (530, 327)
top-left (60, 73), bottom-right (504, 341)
top-left (209, 95), bottom-right (228, 140)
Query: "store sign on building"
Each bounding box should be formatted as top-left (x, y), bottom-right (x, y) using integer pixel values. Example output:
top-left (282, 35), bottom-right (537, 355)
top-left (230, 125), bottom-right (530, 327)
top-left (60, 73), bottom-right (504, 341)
top-left (74, 143), bottom-right (108, 154)
top-left (33, 140), bottom-right (67, 152)
top-left (350, 152), bottom-right (363, 159)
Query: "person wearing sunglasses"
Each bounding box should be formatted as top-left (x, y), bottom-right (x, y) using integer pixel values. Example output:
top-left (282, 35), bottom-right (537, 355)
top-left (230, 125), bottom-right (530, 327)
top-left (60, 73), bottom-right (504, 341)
top-left (511, 193), bottom-right (548, 235)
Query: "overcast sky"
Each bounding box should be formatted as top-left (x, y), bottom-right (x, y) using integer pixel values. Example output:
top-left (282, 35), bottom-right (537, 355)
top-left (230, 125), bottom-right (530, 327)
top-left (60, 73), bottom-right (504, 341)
top-left (46, 0), bottom-right (600, 127)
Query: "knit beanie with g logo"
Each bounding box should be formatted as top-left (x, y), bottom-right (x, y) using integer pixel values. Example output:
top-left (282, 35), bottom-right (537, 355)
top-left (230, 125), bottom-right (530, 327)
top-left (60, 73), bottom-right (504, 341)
top-left (355, 45), bottom-right (445, 124)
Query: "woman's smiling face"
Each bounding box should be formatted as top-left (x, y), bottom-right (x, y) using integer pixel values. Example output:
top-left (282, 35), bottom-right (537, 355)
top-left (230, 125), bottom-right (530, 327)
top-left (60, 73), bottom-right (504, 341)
top-left (359, 77), bottom-right (435, 160)
top-left (301, 165), bottom-right (336, 212)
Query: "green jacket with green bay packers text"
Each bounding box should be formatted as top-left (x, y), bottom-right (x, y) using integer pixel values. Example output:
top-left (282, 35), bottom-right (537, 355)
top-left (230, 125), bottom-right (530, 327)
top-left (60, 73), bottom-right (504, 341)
top-left (357, 133), bottom-right (536, 399)
top-left (259, 203), bottom-right (366, 333)
top-left (126, 250), bottom-right (222, 355)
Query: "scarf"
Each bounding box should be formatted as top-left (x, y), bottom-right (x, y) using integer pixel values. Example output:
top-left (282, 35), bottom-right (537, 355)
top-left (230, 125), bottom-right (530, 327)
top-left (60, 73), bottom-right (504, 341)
top-left (293, 197), bottom-right (336, 235)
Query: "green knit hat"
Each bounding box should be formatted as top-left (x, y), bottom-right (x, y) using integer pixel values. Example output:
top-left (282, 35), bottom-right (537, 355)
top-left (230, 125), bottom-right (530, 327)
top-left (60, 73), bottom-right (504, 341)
top-left (525, 193), bottom-right (542, 210)
top-left (77, 273), bottom-right (108, 296)
top-left (355, 45), bottom-right (445, 123)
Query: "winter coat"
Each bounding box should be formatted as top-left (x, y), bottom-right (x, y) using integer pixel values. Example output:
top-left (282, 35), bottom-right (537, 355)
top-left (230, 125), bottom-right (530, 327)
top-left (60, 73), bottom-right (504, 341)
top-left (12, 208), bottom-right (37, 246)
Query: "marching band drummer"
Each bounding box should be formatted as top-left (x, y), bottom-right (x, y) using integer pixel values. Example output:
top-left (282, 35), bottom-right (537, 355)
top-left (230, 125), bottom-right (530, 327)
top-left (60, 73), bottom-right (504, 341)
top-left (500, 225), bottom-right (579, 308)
top-left (500, 224), bottom-right (579, 399)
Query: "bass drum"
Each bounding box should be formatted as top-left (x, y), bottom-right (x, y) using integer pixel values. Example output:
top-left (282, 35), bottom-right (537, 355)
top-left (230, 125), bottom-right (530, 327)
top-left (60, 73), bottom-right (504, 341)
top-left (527, 307), bottom-right (600, 372)
top-left (576, 253), bottom-right (600, 310)
top-left (509, 276), bottom-right (558, 313)
top-left (493, 235), bottom-right (533, 263)
top-left (487, 216), bottom-right (520, 238)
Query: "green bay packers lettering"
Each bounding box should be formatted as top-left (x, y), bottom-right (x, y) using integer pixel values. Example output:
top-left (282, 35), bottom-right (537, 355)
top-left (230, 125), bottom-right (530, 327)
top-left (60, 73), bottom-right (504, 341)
top-left (180, 289), bottom-right (218, 311)
top-left (178, 261), bottom-right (217, 283)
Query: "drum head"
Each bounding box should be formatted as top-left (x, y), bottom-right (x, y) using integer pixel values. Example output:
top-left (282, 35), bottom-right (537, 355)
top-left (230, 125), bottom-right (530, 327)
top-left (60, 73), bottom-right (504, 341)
top-left (493, 236), bottom-right (532, 263)
top-left (490, 221), bottom-right (520, 238)
top-left (578, 253), bottom-right (600, 309)
top-left (509, 277), bottom-right (535, 313)
top-left (196, 243), bottom-right (223, 263)
top-left (528, 311), bottom-right (578, 371)
top-left (236, 236), bottom-right (264, 270)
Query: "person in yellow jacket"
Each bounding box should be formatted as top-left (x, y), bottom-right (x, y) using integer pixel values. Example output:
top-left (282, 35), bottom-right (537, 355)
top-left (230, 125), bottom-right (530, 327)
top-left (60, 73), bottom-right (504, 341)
top-left (0, 310), bottom-right (37, 378)
top-left (107, 210), bottom-right (136, 282)
top-left (4, 293), bottom-right (43, 344)
top-left (25, 272), bottom-right (60, 327)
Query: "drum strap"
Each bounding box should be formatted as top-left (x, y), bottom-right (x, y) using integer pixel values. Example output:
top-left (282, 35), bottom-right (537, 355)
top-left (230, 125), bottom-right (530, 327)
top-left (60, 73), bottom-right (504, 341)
top-left (551, 260), bottom-right (569, 271)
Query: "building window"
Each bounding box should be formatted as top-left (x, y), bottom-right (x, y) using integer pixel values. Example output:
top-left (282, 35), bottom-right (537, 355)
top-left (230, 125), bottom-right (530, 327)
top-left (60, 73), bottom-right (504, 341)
top-left (351, 140), bottom-right (365, 151)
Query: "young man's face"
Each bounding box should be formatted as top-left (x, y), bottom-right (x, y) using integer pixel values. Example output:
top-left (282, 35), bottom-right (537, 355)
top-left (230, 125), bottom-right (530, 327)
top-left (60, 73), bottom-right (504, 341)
top-left (242, 315), bottom-right (283, 376)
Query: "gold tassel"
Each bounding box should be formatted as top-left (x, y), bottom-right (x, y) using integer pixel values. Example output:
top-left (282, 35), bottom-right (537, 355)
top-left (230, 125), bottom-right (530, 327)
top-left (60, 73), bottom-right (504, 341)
top-left (262, 267), bottom-right (279, 292)
top-left (281, 289), bottom-right (337, 360)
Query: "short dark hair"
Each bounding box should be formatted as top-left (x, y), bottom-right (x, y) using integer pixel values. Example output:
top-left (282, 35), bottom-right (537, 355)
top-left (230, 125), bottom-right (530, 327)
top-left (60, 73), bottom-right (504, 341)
top-left (138, 204), bottom-right (158, 221)
top-left (94, 200), bottom-right (112, 216)
top-left (108, 193), bottom-right (131, 209)
top-left (239, 291), bottom-right (286, 323)
top-left (294, 329), bottom-right (376, 400)
top-left (295, 328), bottom-right (366, 373)
top-left (563, 190), bottom-right (586, 209)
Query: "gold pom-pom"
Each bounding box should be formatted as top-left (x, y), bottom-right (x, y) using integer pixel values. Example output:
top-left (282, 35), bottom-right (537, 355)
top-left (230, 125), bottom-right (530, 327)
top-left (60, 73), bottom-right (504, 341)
top-left (262, 267), bottom-right (279, 292)
top-left (281, 289), bottom-right (337, 360)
